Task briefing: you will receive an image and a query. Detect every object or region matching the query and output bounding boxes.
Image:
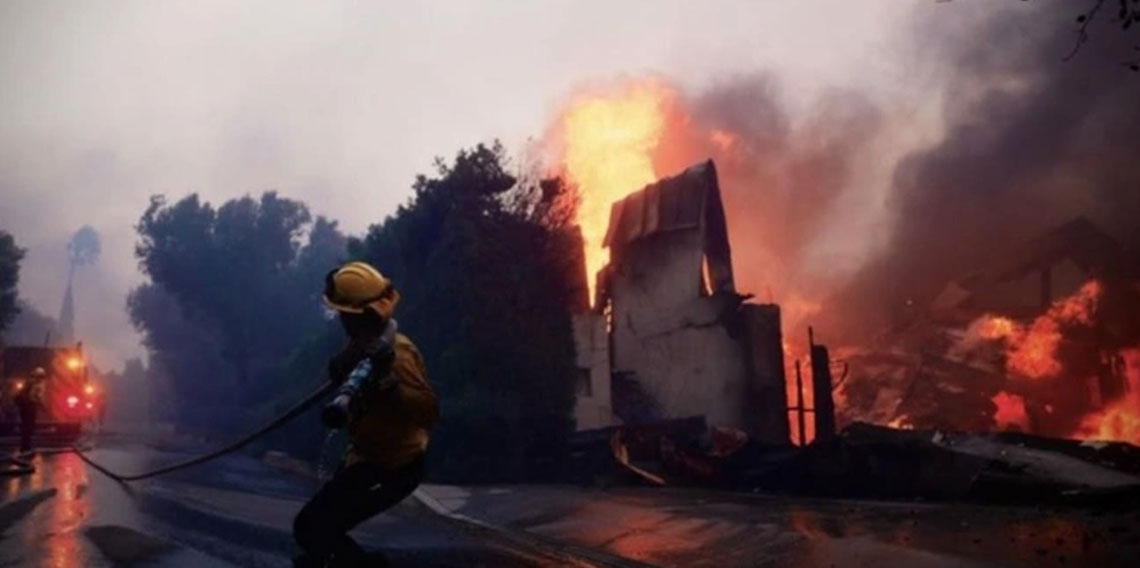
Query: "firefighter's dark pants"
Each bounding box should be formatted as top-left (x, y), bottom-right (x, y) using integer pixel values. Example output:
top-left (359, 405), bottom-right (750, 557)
top-left (293, 455), bottom-right (425, 566)
top-left (18, 404), bottom-right (36, 453)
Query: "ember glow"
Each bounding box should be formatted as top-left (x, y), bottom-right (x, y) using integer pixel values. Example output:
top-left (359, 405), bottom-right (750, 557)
top-left (560, 81), bottom-right (673, 304)
top-left (991, 391), bottom-right (1029, 431)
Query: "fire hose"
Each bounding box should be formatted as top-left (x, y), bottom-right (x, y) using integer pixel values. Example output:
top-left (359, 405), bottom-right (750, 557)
top-left (68, 381), bottom-right (335, 483)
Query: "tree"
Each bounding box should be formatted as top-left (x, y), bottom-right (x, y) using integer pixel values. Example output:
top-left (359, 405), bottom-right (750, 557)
top-left (0, 230), bottom-right (24, 335)
top-left (349, 143), bottom-right (580, 481)
top-left (67, 226), bottom-right (101, 268)
top-left (130, 192), bottom-right (346, 430)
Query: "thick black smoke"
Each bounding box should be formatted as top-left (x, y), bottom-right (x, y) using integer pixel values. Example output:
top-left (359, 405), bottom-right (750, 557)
top-left (829, 2), bottom-right (1140, 341)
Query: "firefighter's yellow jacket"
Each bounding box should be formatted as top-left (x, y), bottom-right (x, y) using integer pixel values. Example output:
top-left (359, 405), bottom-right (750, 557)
top-left (345, 333), bottom-right (438, 469)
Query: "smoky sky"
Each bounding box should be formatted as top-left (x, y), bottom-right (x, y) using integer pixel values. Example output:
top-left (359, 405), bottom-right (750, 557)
top-left (0, 0), bottom-right (911, 369)
top-left (688, 76), bottom-right (889, 308)
top-left (824, 1), bottom-right (1140, 341)
top-left (2, 0), bottom-right (1123, 368)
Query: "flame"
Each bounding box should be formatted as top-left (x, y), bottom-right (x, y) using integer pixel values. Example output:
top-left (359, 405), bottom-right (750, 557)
top-left (992, 391), bottom-right (1029, 431)
top-left (973, 281), bottom-right (1102, 380)
top-left (1010, 281), bottom-right (1101, 379)
top-left (887, 415), bottom-right (914, 430)
top-left (560, 81), bottom-right (672, 304)
top-left (1049, 280), bottom-right (1101, 325)
top-left (978, 316), bottom-right (1017, 340)
top-left (1074, 347), bottom-right (1140, 445)
top-left (1007, 318), bottom-right (1063, 379)
top-left (1077, 399), bottom-right (1140, 445)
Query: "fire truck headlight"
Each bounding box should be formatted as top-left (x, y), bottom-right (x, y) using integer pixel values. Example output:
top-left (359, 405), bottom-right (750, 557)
top-left (66, 395), bottom-right (79, 408)
top-left (85, 402), bottom-right (94, 410)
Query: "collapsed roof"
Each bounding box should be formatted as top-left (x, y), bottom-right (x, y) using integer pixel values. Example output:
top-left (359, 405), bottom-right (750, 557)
top-left (602, 160), bottom-right (735, 295)
top-left (932, 217), bottom-right (1139, 315)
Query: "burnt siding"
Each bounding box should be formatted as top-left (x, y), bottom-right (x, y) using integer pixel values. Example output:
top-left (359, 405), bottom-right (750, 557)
top-left (610, 228), bottom-right (753, 430)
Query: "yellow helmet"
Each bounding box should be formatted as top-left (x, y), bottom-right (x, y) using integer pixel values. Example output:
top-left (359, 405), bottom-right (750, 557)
top-left (323, 261), bottom-right (400, 318)
top-left (30, 367), bottom-right (46, 378)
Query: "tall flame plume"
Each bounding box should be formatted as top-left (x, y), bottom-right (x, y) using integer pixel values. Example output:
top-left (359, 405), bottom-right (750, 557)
top-left (559, 81), bottom-right (672, 305)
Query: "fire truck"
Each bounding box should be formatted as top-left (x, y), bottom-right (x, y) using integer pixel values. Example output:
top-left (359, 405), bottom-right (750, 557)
top-left (0, 342), bottom-right (102, 445)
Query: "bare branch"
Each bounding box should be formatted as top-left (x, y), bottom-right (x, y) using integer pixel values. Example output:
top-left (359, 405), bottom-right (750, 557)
top-left (1064, 0), bottom-right (1106, 61)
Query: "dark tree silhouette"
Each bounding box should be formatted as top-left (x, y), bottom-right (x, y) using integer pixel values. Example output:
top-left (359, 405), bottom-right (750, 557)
top-left (67, 226), bottom-right (101, 268)
top-left (130, 192), bottom-right (345, 429)
top-left (0, 230), bottom-right (24, 335)
top-left (346, 143), bottom-right (581, 481)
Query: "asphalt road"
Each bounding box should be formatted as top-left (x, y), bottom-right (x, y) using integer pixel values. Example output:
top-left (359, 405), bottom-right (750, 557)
top-left (423, 483), bottom-right (1140, 568)
top-left (0, 436), bottom-right (594, 568)
top-left (4, 435), bottom-right (1140, 568)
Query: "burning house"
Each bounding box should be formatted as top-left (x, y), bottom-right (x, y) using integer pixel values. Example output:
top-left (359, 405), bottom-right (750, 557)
top-left (841, 217), bottom-right (1140, 444)
top-left (572, 161), bottom-right (790, 445)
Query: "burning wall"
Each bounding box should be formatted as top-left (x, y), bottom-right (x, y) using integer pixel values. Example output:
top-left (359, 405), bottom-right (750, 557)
top-left (572, 162), bottom-right (789, 444)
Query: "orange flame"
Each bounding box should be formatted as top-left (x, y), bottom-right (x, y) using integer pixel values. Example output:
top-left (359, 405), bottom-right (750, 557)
top-left (887, 415), bottom-right (914, 430)
top-left (1007, 318), bottom-right (1063, 379)
top-left (1010, 281), bottom-right (1101, 379)
top-left (975, 281), bottom-right (1102, 380)
top-left (1074, 347), bottom-right (1140, 445)
top-left (978, 315), bottom-right (1017, 340)
top-left (992, 391), bottom-right (1029, 431)
top-left (560, 81), bottom-right (672, 305)
top-left (1077, 400), bottom-right (1140, 445)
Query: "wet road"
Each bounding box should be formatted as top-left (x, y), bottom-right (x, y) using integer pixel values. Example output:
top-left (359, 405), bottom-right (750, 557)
top-left (0, 437), bottom-right (596, 567)
top-left (4, 436), bottom-right (1140, 567)
top-left (424, 484), bottom-right (1140, 568)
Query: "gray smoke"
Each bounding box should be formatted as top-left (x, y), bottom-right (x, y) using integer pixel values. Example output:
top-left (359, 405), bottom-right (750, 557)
top-left (826, 2), bottom-right (1140, 341)
top-left (642, 74), bottom-right (887, 329)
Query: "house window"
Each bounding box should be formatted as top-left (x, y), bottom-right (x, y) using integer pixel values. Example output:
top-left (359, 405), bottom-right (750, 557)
top-left (576, 368), bottom-right (593, 397)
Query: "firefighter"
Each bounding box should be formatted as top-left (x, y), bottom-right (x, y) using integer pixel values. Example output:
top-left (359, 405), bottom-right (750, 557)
top-left (14, 367), bottom-right (47, 455)
top-left (293, 262), bottom-right (439, 567)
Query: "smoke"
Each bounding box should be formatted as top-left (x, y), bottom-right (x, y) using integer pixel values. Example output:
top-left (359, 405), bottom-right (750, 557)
top-left (687, 77), bottom-right (888, 323)
top-left (581, 73), bottom-right (896, 338)
top-left (829, 2), bottom-right (1140, 340)
top-left (564, 2), bottom-right (1140, 369)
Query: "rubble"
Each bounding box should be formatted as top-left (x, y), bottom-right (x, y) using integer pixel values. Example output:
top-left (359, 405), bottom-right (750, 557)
top-left (572, 420), bottom-right (1140, 507)
top-left (754, 423), bottom-right (1140, 505)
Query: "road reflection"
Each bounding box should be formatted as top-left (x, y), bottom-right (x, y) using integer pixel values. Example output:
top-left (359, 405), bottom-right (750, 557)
top-left (38, 453), bottom-right (88, 568)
